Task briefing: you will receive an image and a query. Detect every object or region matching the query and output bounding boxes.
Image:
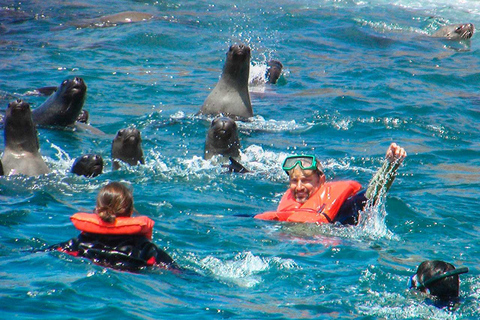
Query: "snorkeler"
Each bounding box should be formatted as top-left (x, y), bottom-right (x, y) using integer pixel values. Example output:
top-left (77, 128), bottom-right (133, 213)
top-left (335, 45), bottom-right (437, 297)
top-left (255, 143), bottom-right (407, 224)
top-left (409, 260), bottom-right (468, 307)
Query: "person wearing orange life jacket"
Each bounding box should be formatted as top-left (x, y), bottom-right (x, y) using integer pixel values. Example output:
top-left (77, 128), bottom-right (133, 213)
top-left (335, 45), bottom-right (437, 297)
top-left (51, 182), bottom-right (179, 271)
top-left (254, 143), bottom-right (407, 224)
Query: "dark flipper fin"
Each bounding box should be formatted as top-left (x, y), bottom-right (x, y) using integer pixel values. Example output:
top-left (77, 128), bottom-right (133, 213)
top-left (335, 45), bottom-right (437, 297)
top-left (35, 86), bottom-right (58, 96)
top-left (223, 157), bottom-right (250, 173)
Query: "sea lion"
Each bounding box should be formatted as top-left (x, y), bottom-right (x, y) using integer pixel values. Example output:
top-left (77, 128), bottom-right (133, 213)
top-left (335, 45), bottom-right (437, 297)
top-left (32, 77), bottom-right (87, 127)
top-left (111, 128), bottom-right (144, 170)
top-left (72, 11), bottom-right (154, 28)
top-left (76, 110), bottom-right (89, 123)
top-left (71, 154), bottom-right (103, 177)
top-left (432, 23), bottom-right (475, 40)
top-left (1, 100), bottom-right (50, 176)
top-left (200, 44), bottom-right (253, 119)
top-left (266, 60), bottom-right (283, 84)
top-left (204, 117), bottom-right (241, 160)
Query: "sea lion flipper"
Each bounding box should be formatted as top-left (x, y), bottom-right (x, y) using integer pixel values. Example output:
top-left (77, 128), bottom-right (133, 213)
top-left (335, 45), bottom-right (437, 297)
top-left (74, 122), bottom-right (106, 135)
top-left (34, 86), bottom-right (58, 96)
top-left (223, 157), bottom-right (250, 174)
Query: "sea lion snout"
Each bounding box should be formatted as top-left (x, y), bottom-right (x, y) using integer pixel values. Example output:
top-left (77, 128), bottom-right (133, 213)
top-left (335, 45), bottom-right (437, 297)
top-left (117, 128), bottom-right (141, 145)
top-left (9, 99), bottom-right (29, 112)
top-left (229, 44), bottom-right (251, 58)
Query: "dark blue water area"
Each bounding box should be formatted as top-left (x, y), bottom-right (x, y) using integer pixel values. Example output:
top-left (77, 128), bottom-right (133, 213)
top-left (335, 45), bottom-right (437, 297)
top-left (1, 0), bottom-right (479, 319)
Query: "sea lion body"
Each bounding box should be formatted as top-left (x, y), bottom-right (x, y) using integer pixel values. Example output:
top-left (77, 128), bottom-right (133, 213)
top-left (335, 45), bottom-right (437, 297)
top-left (73, 11), bottom-right (154, 28)
top-left (111, 128), bottom-right (144, 170)
top-left (32, 77), bottom-right (87, 127)
top-left (1, 100), bottom-right (49, 176)
top-left (200, 44), bottom-right (253, 119)
top-left (204, 117), bottom-right (241, 160)
top-left (432, 23), bottom-right (475, 40)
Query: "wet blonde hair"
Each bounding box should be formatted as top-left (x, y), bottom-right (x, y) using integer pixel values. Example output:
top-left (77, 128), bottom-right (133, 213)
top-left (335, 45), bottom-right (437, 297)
top-left (95, 182), bottom-right (133, 223)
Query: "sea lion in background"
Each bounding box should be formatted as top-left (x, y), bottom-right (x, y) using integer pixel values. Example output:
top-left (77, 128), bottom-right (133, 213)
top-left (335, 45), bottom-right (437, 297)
top-left (111, 128), bottom-right (144, 170)
top-left (1, 100), bottom-right (50, 176)
top-left (204, 117), bottom-right (241, 160)
top-left (71, 154), bottom-right (103, 177)
top-left (32, 77), bottom-right (87, 127)
top-left (76, 110), bottom-right (89, 123)
top-left (266, 60), bottom-right (283, 84)
top-left (432, 23), bottom-right (475, 40)
top-left (72, 11), bottom-right (154, 28)
top-left (200, 44), bottom-right (253, 119)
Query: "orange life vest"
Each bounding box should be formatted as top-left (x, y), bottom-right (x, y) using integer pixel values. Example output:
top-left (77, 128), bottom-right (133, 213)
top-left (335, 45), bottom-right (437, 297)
top-left (70, 213), bottom-right (154, 240)
top-left (254, 180), bottom-right (362, 223)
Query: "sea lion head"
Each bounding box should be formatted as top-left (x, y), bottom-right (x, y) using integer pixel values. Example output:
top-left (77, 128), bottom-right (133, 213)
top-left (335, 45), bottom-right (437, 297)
top-left (4, 99), bottom-right (39, 152)
top-left (56, 77), bottom-right (87, 115)
top-left (438, 23), bottom-right (475, 40)
top-left (204, 116), bottom-right (241, 160)
top-left (111, 127), bottom-right (144, 169)
top-left (223, 44), bottom-right (251, 82)
top-left (454, 23), bottom-right (475, 39)
top-left (71, 154), bottom-right (103, 177)
top-left (266, 60), bottom-right (283, 84)
top-left (76, 109), bottom-right (89, 123)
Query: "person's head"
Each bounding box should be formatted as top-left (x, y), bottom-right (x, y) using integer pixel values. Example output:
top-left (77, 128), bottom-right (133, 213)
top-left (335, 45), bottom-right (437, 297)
top-left (409, 260), bottom-right (468, 301)
top-left (282, 155), bottom-right (325, 203)
top-left (95, 182), bottom-right (134, 223)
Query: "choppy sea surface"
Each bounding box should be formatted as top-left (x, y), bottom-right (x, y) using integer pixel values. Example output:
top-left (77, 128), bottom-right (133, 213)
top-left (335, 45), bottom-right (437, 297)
top-left (1, 0), bottom-right (479, 319)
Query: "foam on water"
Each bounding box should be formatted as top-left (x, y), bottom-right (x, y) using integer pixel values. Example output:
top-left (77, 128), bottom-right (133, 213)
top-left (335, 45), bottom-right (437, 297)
top-left (190, 251), bottom-right (298, 288)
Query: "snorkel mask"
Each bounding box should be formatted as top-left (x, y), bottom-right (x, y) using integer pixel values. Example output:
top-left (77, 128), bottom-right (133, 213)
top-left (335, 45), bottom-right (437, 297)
top-left (408, 267), bottom-right (469, 292)
top-left (282, 155), bottom-right (323, 176)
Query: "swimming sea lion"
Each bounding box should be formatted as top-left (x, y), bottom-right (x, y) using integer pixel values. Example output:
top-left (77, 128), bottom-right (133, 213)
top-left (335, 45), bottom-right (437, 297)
top-left (111, 128), bottom-right (144, 170)
top-left (204, 117), bottom-right (241, 160)
top-left (76, 110), bottom-right (89, 123)
top-left (200, 44), bottom-right (253, 119)
top-left (32, 77), bottom-right (87, 127)
top-left (1, 100), bottom-right (50, 176)
top-left (432, 23), bottom-right (475, 40)
top-left (71, 154), bottom-right (103, 177)
top-left (266, 60), bottom-right (283, 84)
top-left (72, 11), bottom-right (154, 28)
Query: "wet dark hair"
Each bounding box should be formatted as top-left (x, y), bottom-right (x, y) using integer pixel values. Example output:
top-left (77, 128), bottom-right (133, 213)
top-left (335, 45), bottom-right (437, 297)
top-left (416, 260), bottom-right (459, 301)
top-left (95, 182), bottom-right (133, 223)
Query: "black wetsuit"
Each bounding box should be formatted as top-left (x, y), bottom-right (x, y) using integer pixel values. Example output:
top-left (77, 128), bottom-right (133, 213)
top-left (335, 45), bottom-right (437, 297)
top-left (333, 190), bottom-right (368, 225)
top-left (53, 232), bottom-right (179, 271)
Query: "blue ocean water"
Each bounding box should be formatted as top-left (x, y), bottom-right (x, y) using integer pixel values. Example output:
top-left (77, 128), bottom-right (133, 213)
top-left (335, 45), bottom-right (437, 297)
top-left (1, 0), bottom-right (479, 318)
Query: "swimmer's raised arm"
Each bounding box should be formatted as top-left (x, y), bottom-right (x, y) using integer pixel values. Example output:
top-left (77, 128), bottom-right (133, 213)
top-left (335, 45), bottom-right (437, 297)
top-left (366, 143), bottom-right (407, 204)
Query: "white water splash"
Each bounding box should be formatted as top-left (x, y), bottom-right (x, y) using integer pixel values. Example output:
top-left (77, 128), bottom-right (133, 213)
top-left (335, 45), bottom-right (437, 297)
top-left (195, 251), bottom-right (298, 288)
